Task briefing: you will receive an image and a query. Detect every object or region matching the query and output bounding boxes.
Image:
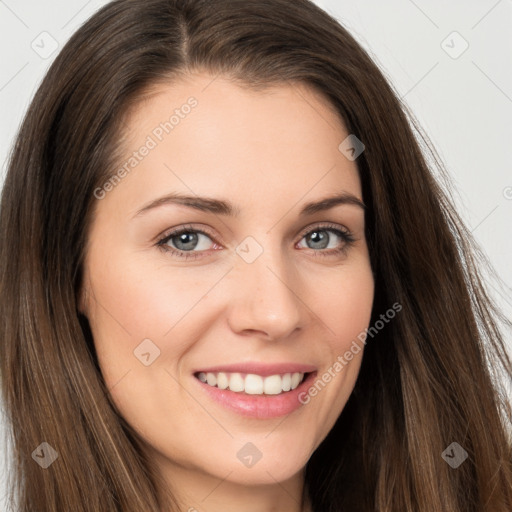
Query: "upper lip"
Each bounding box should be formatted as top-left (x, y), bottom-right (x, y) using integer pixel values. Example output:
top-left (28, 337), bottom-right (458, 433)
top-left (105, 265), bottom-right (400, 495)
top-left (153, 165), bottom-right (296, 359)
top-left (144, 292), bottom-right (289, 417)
top-left (193, 362), bottom-right (317, 377)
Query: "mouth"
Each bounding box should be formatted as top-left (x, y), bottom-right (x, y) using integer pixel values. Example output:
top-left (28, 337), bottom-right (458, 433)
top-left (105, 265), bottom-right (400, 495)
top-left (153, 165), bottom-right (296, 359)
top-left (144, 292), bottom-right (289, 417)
top-left (194, 371), bottom-right (309, 395)
top-left (192, 363), bottom-right (317, 419)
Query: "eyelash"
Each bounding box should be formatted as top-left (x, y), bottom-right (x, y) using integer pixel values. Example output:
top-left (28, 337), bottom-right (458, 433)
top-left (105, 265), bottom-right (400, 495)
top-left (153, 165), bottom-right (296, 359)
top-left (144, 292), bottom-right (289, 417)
top-left (156, 222), bottom-right (357, 261)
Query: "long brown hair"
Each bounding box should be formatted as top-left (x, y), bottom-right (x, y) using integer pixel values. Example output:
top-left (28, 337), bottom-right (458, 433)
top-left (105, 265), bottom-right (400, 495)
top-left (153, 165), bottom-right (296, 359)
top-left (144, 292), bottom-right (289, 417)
top-left (1, 0), bottom-right (511, 510)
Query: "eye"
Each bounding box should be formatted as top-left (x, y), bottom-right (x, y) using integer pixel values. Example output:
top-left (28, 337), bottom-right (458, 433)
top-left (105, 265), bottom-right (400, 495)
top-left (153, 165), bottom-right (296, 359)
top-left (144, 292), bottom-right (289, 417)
top-left (296, 223), bottom-right (356, 258)
top-left (156, 224), bottom-right (219, 260)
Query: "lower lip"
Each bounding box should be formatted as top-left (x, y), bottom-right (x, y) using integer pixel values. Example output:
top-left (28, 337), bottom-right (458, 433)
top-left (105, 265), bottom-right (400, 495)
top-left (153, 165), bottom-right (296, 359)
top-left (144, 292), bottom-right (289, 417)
top-left (195, 372), bottom-right (317, 419)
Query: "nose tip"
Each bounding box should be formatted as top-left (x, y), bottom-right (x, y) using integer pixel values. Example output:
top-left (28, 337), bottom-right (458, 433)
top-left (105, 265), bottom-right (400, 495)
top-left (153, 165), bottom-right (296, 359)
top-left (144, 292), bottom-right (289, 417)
top-left (226, 260), bottom-right (305, 341)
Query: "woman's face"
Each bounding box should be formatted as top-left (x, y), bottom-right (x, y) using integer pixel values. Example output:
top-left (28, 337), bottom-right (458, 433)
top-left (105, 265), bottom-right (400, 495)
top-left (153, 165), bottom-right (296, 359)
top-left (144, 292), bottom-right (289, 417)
top-left (80, 73), bottom-right (374, 499)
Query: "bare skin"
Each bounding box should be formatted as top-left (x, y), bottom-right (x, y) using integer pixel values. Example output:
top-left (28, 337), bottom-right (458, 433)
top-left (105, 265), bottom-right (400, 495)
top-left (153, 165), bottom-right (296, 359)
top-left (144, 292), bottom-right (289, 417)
top-left (80, 72), bottom-right (374, 512)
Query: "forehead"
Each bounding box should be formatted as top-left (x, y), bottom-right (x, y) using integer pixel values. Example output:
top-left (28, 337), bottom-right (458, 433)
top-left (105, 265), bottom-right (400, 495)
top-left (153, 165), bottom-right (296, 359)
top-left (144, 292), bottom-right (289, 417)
top-left (100, 73), bottom-right (362, 219)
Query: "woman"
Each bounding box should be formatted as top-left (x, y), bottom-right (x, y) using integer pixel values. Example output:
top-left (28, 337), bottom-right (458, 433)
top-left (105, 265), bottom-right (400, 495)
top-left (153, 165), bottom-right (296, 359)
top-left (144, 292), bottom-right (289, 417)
top-left (1, 0), bottom-right (511, 510)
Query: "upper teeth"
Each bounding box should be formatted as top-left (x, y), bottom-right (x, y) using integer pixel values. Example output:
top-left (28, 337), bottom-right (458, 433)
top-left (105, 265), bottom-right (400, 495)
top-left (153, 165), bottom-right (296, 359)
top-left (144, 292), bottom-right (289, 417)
top-left (197, 372), bottom-right (305, 395)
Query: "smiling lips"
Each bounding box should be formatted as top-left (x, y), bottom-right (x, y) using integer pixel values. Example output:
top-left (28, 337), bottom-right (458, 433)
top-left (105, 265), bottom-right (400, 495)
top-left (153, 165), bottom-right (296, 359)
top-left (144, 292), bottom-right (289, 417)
top-left (193, 362), bottom-right (317, 418)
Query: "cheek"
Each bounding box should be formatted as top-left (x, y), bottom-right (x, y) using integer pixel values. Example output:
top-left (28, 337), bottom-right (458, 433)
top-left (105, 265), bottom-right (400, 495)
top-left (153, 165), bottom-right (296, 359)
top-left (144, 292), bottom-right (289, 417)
top-left (82, 248), bottom-right (206, 441)
top-left (320, 257), bottom-right (375, 347)
top-left (304, 260), bottom-right (374, 435)
top-left (85, 247), bottom-right (226, 361)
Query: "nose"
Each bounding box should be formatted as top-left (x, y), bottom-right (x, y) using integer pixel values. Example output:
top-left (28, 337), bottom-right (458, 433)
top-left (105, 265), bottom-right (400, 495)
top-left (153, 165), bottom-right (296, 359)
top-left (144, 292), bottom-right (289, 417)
top-left (226, 244), bottom-right (306, 341)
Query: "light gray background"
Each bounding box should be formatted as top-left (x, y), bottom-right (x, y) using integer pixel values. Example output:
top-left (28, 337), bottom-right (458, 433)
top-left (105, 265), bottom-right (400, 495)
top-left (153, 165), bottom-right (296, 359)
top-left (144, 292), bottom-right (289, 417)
top-left (1, 0), bottom-right (511, 507)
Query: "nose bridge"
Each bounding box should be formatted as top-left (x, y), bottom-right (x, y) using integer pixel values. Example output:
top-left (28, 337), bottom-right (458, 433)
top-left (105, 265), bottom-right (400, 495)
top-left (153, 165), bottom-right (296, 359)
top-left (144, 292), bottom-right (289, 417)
top-left (227, 235), bottom-right (304, 339)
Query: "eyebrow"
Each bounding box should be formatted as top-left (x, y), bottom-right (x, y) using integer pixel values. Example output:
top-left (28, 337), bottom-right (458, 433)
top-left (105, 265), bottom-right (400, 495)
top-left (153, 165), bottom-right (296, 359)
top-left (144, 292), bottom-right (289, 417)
top-left (132, 191), bottom-right (366, 219)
